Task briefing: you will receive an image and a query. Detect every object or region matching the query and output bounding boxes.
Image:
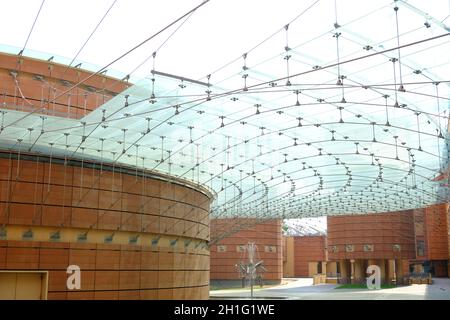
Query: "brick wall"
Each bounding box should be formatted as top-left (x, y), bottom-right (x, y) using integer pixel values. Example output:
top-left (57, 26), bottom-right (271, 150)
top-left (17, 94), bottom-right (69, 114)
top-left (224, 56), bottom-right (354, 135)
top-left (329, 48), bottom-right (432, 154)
top-left (210, 219), bottom-right (282, 282)
top-left (0, 52), bottom-right (129, 119)
top-left (0, 155), bottom-right (211, 299)
top-left (327, 211), bottom-right (416, 260)
top-left (293, 236), bottom-right (326, 277)
top-left (424, 204), bottom-right (448, 260)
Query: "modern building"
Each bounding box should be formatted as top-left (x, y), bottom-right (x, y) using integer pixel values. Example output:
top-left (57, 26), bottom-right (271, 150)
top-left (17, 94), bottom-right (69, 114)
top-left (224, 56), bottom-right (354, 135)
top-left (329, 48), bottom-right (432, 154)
top-left (1, 0), bottom-right (449, 300)
top-left (281, 204), bottom-right (449, 284)
top-left (210, 218), bottom-right (282, 288)
top-left (409, 204), bottom-right (449, 277)
top-left (327, 210), bottom-right (416, 284)
top-left (327, 205), bottom-right (449, 283)
top-left (0, 53), bottom-right (211, 299)
top-left (283, 235), bottom-right (327, 278)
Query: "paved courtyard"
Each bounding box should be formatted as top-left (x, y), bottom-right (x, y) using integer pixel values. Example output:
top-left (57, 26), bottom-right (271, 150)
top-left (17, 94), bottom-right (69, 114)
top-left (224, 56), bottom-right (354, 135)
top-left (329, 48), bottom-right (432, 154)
top-left (210, 278), bottom-right (450, 300)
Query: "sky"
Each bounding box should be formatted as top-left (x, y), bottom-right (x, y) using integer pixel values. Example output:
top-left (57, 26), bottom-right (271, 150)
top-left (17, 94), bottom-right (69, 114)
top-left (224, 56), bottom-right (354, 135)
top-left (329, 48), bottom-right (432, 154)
top-left (2, 0), bottom-right (447, 84)
top-left (0, 0), bottom-right (328, 81)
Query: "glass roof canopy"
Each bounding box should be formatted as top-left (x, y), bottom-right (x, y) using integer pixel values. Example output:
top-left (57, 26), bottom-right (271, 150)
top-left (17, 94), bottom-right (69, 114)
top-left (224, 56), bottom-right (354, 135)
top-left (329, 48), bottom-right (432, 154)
top-left (1, 0), bottom-right (449, 220)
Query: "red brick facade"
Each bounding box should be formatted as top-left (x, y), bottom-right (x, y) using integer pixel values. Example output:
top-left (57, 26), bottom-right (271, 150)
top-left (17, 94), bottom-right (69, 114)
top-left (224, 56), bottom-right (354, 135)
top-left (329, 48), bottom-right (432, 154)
top-left (210, 219), bottom-right (282, 283)
top-left (293, 236), bottom-right (326, 277)
top-left (0, 153), bottom-right (211, 300)
top-left (327, 211), bottom-right (416, 261)
top-left (0, 52), bottom-right (129, 119)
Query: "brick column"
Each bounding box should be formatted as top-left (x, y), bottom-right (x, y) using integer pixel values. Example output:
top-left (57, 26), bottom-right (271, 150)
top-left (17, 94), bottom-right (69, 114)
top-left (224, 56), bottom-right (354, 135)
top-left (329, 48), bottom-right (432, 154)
top-left (395, 259), bottom-right (409, 285)
top-left (379, 259), bottom-right (386, 284)
top-left (387, 260), bottom-right (395, 283)
top-left (339, 260), bottom-right (350, 284)
top-left (354, 259), bottom-right (365, 284)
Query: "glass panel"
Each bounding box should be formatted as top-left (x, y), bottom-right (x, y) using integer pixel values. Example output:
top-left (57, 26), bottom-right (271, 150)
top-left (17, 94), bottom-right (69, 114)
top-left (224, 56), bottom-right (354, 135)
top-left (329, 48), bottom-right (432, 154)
top-left (1, 0), bottom-right (449, 220)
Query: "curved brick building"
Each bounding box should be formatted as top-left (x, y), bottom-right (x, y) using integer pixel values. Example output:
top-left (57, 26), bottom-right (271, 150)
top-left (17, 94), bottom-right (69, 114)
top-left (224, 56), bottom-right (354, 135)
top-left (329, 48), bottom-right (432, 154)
top-left (0, 53), bottom-right (212, 300)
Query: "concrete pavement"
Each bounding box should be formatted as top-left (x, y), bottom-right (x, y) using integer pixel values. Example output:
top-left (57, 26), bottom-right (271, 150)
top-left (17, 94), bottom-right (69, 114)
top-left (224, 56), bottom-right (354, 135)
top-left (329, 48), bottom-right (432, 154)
top-left (210, 277), bottom-right (450, 300)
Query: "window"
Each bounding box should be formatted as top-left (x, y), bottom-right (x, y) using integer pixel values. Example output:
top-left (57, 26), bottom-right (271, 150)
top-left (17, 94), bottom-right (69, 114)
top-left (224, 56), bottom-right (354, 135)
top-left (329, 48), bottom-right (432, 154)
top-left (0, 227), bottom-right (6, 240)
top-left (128, 235), bottom-right (139, 244)
top-left (217, 245), bottom-right (227, 252)
top-left (265, 245), bottom-right (276, 253)
top-left (329, 245), bottom-right (338, 253)
top-left (104, 234), bottom-right (113, 244)
top-left (236, 245), bottom-right (246, 252)
top-left (22, 229), bottom-right (33, 240)
top-left (417, 240), bottom-right (425, 256)
top-left (363, 244), bottom-right (374, 252)
top-left (345, 244), bottom-right (354, 252)
top-left (78, 232), bottom-right (88, 243)
top-left (393, 244), bottom-right (401, 252)
top-left (50, 231), bottom-right (61, 242)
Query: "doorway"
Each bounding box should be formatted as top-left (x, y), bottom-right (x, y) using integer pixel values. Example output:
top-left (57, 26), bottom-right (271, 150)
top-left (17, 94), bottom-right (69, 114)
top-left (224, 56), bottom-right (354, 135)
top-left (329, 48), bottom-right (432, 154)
top-left (0, 271), bottom-right (48, 300)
